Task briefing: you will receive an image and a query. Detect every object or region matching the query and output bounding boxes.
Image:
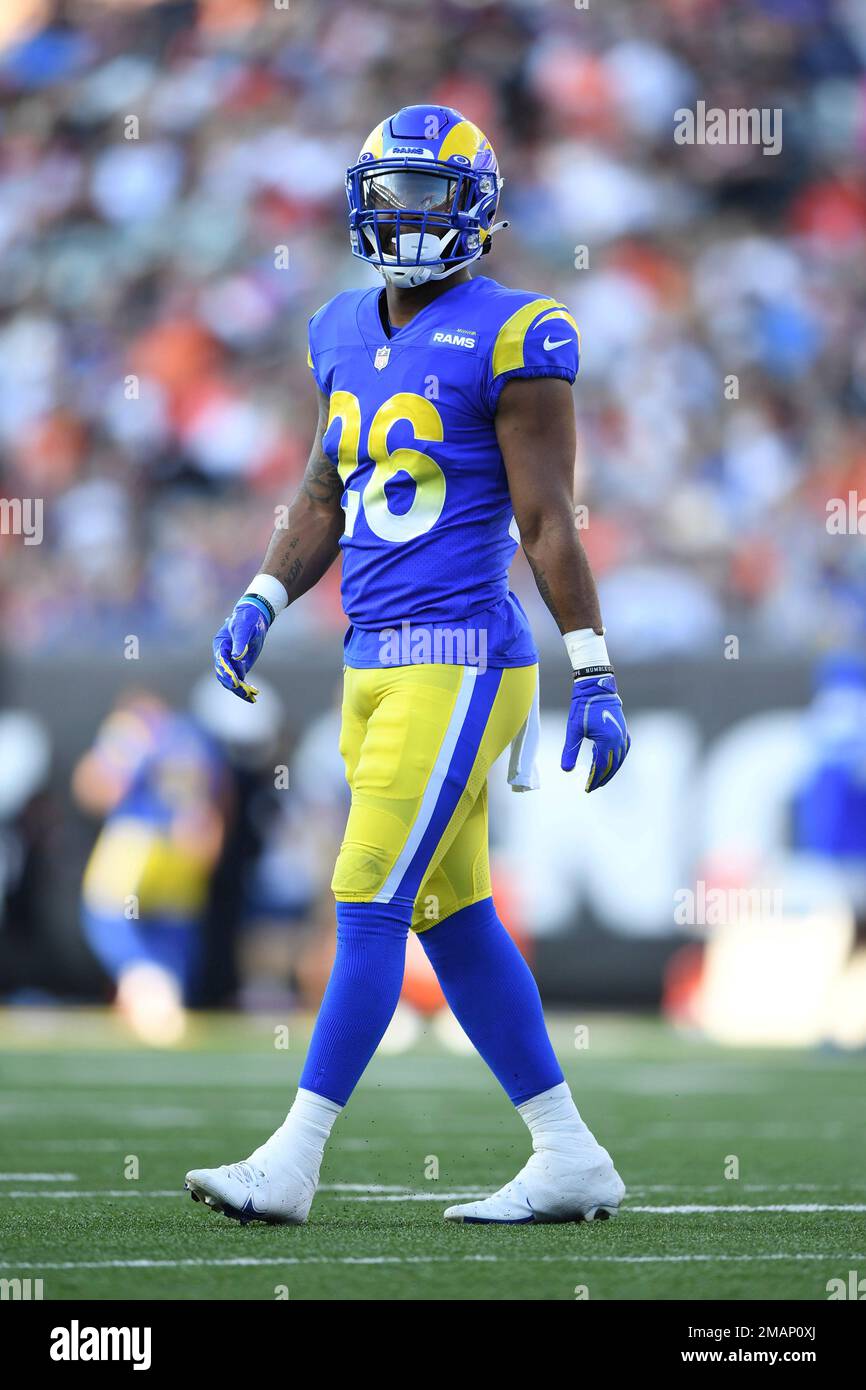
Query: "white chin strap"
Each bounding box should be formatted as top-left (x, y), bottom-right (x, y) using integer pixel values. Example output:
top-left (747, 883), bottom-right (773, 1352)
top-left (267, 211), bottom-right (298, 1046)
top-left (377, 229), bottom-right (464, 288)
top-left (370, 217), bottom-right (509, 289)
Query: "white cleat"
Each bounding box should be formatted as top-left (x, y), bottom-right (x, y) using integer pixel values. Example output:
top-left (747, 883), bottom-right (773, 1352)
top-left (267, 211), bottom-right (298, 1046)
top-left (184, 1160), bottom-right (315, 1226)
top-left (443, 1139), bottom-right (625, 1225)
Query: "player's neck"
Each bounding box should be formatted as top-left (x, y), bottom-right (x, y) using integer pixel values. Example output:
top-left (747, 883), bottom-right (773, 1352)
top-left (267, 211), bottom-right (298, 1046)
top-left (383, 269), bottom-right (472, 330)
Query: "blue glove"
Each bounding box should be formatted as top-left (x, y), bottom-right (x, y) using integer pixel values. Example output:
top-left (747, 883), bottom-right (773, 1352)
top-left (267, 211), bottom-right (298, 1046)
top-left (561, 671), bottom-right (631, 792)
top-left (213, 596), bottom-right (273, 704)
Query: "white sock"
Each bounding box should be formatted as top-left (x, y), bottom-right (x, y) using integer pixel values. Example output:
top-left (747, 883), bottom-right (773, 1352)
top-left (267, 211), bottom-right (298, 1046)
top-left (248, 1088), bottom-right (342, 1177)
top-left (517, 1081), bottom-right (589, 1153)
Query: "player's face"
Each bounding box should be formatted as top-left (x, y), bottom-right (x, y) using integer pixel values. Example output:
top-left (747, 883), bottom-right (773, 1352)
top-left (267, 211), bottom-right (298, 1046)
top-left (361, 169), bottom-right (461, 255)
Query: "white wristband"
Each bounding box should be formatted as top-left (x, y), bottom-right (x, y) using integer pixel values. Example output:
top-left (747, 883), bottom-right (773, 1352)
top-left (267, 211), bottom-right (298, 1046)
top-left (563, 627), bottom-right (610, 671)
top-left (246, 572), bottom-right (289, 617)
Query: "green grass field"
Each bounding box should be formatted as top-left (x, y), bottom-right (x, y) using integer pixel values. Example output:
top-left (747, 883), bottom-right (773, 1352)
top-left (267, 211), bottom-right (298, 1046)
top-left (1, 1010), bottom-right (864, 1301)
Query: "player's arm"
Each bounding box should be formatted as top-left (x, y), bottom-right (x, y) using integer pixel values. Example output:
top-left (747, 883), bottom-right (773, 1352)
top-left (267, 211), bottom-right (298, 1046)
top-left (213, 388), bottom-right (343, 702)
top-left (259, 388), bottom-right (343, 604)
top-left (496, 376), bottom-right (600, 634)
top-left (496, 376), bottom-right (630, 791)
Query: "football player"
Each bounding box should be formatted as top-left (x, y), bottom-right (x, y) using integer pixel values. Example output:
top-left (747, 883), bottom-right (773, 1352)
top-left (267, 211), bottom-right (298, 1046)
top-left (187, 106), bottom-right (629, 1225)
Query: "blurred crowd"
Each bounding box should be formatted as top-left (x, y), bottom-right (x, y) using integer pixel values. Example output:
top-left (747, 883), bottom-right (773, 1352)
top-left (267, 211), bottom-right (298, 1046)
top-left (1, 0), bottom-right (866, 658)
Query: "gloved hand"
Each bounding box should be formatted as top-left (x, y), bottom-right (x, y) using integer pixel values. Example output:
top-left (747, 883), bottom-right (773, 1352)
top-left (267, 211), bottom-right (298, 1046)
top-left (213, 596), bottom-right (272, 704)
top-left (561, 671), bottom-right (631, 792)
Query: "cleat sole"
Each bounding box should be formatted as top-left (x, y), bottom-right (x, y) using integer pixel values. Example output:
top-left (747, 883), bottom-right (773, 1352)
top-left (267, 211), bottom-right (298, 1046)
top-left (185, 1179), bottom-right (289, 1227)
top-left (461, 1217), bottom-right (536, 1228)
top-left (584, 1205), bottom-right (618, 1222)
top-left (456, 1214), bottom-right (536, 1225)
top-left (445, 1203), bottom-right (621, 1225)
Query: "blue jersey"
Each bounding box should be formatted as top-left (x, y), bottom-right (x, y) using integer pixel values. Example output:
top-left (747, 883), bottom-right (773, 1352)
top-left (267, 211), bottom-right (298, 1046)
top-left (307, 275), bottom-right (579, 668)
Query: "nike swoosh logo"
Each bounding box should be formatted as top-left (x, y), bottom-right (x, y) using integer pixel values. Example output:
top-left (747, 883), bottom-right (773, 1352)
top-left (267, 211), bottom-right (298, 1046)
top-left (543, 335), bottom-right (571, 351)
top-left (602, 708), bottom-right (624, 736)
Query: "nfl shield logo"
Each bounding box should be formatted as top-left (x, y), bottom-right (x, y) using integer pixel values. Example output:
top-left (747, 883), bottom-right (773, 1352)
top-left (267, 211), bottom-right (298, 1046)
top-left (374, 346), bottom-right (391, 371)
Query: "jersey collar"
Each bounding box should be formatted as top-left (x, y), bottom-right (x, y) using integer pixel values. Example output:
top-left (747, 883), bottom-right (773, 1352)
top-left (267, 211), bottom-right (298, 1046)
top-left (356, 277), bottom-right (478, 366)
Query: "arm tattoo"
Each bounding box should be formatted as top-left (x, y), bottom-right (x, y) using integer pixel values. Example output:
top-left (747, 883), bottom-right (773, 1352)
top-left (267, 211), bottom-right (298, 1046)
top-left (257, 406), bottom-right (343, 605)
top-left (525, 552), bottom-right (564, 631)
top-left (302, 447), bottom-right (342, 506)
top-left (281, 556), bottom-right (303, 588)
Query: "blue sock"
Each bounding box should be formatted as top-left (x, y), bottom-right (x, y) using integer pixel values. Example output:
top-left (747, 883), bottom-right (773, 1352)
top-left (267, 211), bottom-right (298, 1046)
top-left (419, 897), bottom-right (564, 1105)
top-left (299, 901), bottom-right (408, 1106)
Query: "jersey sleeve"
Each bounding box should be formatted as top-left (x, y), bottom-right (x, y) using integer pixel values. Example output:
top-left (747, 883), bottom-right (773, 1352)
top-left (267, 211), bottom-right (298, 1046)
top-left (307, 291), bottom-right (359, 396)
top-left (307, 313), bottom-right (327, 395)
top-left (482, 296), bottom-right (580, 414)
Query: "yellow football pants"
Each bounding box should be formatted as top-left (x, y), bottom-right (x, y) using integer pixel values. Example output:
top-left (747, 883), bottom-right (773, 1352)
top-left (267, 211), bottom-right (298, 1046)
top-left (331, 662), bottom-right (538, 931)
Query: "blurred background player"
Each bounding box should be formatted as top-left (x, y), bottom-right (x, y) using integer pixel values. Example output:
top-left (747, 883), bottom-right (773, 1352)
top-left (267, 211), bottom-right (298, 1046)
top-left (189, 671), bottom-right (326, 1013)
top-left (73, 690), bottom-right (229, 1042)
top-left (793, 651), bottom-right (866, 922)
top-left (0, 704), bottom-right (54, 995)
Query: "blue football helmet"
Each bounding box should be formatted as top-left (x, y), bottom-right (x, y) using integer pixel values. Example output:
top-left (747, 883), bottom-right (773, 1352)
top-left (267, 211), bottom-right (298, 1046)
top-left (345, 104), bottom-right (507, 288)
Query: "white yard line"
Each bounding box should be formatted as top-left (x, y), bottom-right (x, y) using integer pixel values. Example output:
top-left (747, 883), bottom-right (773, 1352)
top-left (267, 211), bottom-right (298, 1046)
top-left (337, 1192), bottom-right (497, 1202)
top-left (3, 1252), bottom-right (863, 1272)
top-left (636, 1121), bottom-right (857, 1140)
top-left (628, 1183), bottom-right (849, 1195)
top-left (2, 1190), bottom-right (182, 1198)
top-left (630, 1203), bottom-right (866, 1215)
top-left (1, 1188), bottom-right (490, 1201)
top-left (0, 1184), bottom-right (482, 1200)
top-left (337, 1197), bottom-right (866, 1213)
top-left (15, 1138), bottom-right (229, 1151)
top-left (3, 1188), bottom-right (866, 1215)
top-left (0, 1102), bottom-right (212, 1127)
top-left (0, 1160), bottom-right (852, 1194)
top-left (0, 1173), bottom-right (77, 1181)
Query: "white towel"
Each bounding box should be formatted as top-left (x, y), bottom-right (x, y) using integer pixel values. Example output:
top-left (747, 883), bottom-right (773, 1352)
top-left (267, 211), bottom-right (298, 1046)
top-left (507, 673), bottom-right (541, 792)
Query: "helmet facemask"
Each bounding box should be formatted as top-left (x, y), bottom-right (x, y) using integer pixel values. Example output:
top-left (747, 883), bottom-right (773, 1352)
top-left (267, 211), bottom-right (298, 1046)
top-left (347, 157), bottom-right (503, 287)
top-left (360, 167), bottom-right (465, 286)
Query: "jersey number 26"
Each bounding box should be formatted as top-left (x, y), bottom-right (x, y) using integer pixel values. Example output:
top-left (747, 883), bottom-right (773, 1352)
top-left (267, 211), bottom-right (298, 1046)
top-left (327, 391), bottom-right (446, 543)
